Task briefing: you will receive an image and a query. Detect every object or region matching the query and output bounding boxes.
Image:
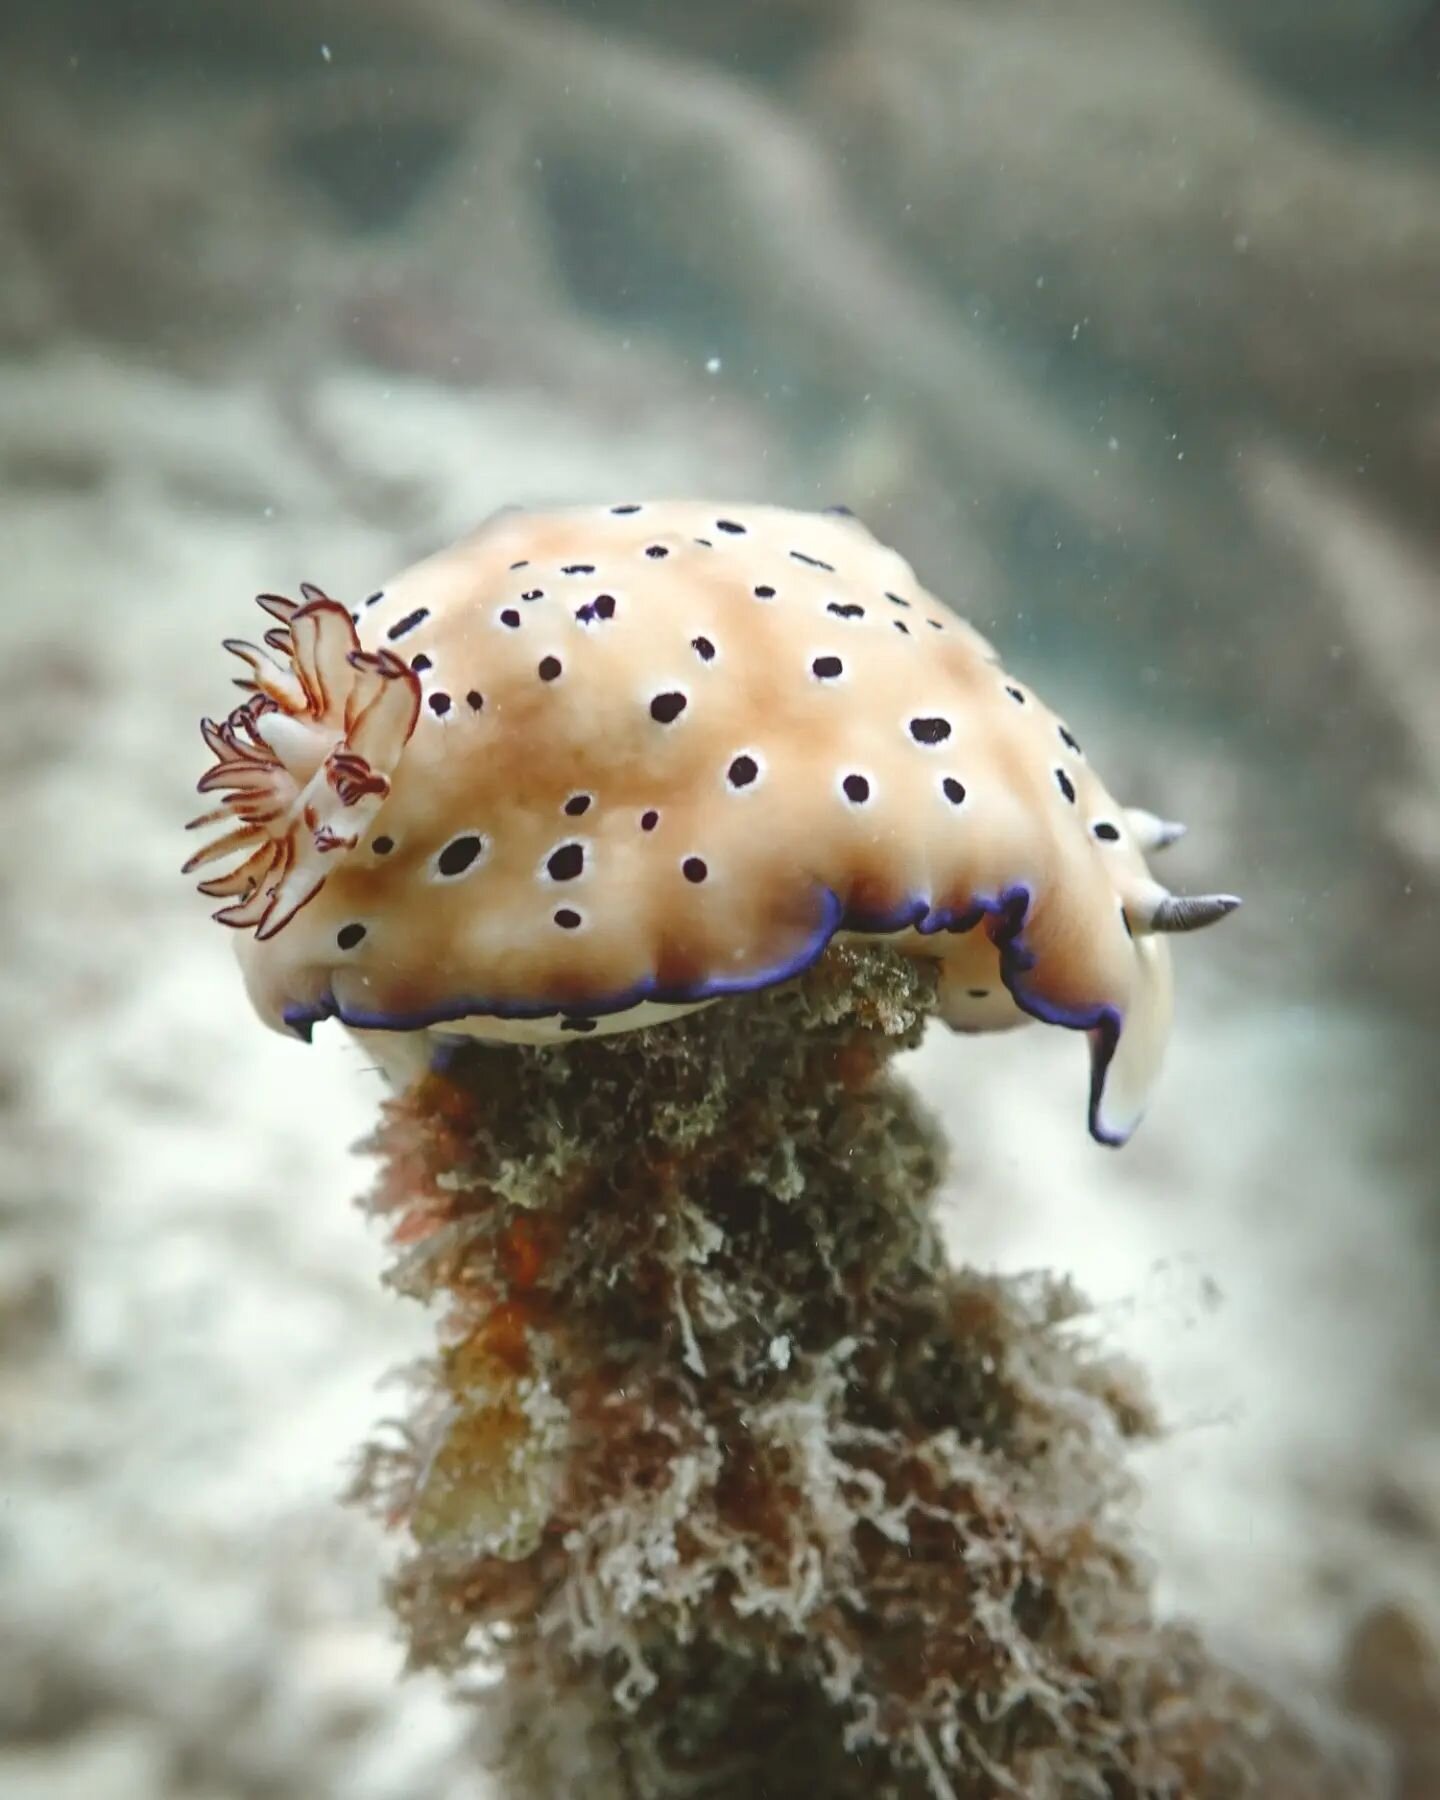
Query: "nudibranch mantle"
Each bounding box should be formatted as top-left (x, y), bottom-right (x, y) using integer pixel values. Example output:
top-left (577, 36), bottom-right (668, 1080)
top-left (187, 502), bottom-right (1238, 1145)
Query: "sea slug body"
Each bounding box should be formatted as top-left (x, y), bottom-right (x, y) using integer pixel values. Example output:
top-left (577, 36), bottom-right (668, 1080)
top-left (187, 502), bottom-right (1238, 1144)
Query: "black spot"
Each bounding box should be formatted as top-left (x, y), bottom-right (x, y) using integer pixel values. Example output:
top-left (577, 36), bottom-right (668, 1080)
top-left (521, 588), bottom-right (544, 602)
top-left (428, 692), bottom-right (452, 716)
top-left (561, 1013), bottom-right (596, 1031)
top-left (650, 691), bottom-right (688, 724)
top-left (842, 773), bottom-right (870, 804)
top-left (554, 909), bottom-right (583, 930)
top-left (509, 561), bottom-right (529, 571)
top-left (682, 856), bottom-right (708, 884)
top-left (1006, 685), bottom-right (1026, 705)
top-left (364, 590), bottom-right (384, 607)
top-left (812, 655), bottom-right (844, 680)
top-left (716, 519), bottom-right (746, 535)
top-left (438, 835), bottom-right (485, 877)
top-left (909, 716), bottom-right (951, 744)
top-left (501, 609), bottom-right (521, 628)
top-left (565, 793), bottom-right (592, 817)
top-left (928, 619), bottom-right (944, 631)
top-left (691, 635), bottom-right (716, 662)
top-left (827, 602), bottom-right (865, 619)
top-left (791, 550), bottom-right (835, 572)
top-left (562, 564), bottom-right (596, 575)
top-left (1121, 906), bottom-right (1135, 940)
top-left (942, 776), bottom-right (967, 805)
top-left (594, 593), bottom-right (616, 619)
top-left (372, 835), bottom-right (395, 855)
top-left (539, 655), bottom-right (563, 682)
top-left (894, 620), bottom-right (910, 636)
top-left (611, 504), bottom-right (641, 515)
top-left (337, 923), bottom-right (367, 950)
top-left (1094, 820), bottom-right (1121, 842)
top-left (694, 537), bottom-right (713, 548)
top-left (886, 592), bottom-right (911, 609)
top-left (387, 608), bottom-right (429, 641)
top-left (466, 690), bottom-right (484, 712)
top-left (645, 545), bottom-right (670, 559)
top-left (640, 809), bottom-right (660, 831)
top-left (824, 503), bottom-right (855, 516)
top-left (350, 611), bottom-right (361, 624)
top-left (754, 584), bottom-right (776, 599)
top-left (1055, 768), bottom-right (1077, 804)
top-left (727, 754), bottom-right (759, 788)
top-left (546, 842), bottom-right (585, 881)
top-left (967, 988), bottom-right (989, 1000)
top-left (1059, 724), bottom-right (1083, 754)
top-left (411, 653), bottom-right (432, 672)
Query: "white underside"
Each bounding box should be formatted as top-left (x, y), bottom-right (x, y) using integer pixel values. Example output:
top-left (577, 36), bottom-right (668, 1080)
top-left (347, 999), bottom-right (715, 1088)
top-left (343, 929), bottom-right (1037, 1095)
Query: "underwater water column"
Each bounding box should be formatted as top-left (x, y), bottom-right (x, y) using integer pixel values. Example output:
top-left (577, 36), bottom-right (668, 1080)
top-left (349, 945), bottom-right (1368, 1800)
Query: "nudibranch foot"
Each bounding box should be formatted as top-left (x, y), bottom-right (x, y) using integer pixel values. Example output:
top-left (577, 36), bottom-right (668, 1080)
top-left (190, 503), bottom-right (1239, 1144)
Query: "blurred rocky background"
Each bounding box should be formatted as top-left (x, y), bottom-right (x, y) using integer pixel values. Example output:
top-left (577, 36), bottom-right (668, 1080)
top-left (1, 1), bottom-right (1437, 1795)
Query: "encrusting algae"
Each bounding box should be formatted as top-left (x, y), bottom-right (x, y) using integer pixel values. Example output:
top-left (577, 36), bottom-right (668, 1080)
top-left (347, 948), bottom-right (1371, 1798)
top-left (188, 507), bottom-right (1379, 1797)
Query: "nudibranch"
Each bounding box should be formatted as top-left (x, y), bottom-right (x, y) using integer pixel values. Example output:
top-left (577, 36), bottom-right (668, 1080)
top-left (186, 503), bottom-right (1238, 1144)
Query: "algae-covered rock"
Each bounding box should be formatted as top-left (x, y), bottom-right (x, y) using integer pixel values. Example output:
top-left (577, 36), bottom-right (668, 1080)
top-left (351, 946), bottom-right (1378, 1797)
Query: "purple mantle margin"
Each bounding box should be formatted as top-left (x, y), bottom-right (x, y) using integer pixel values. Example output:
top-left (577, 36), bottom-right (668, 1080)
top-left (281, 883), bottom-right (1129, 1146)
